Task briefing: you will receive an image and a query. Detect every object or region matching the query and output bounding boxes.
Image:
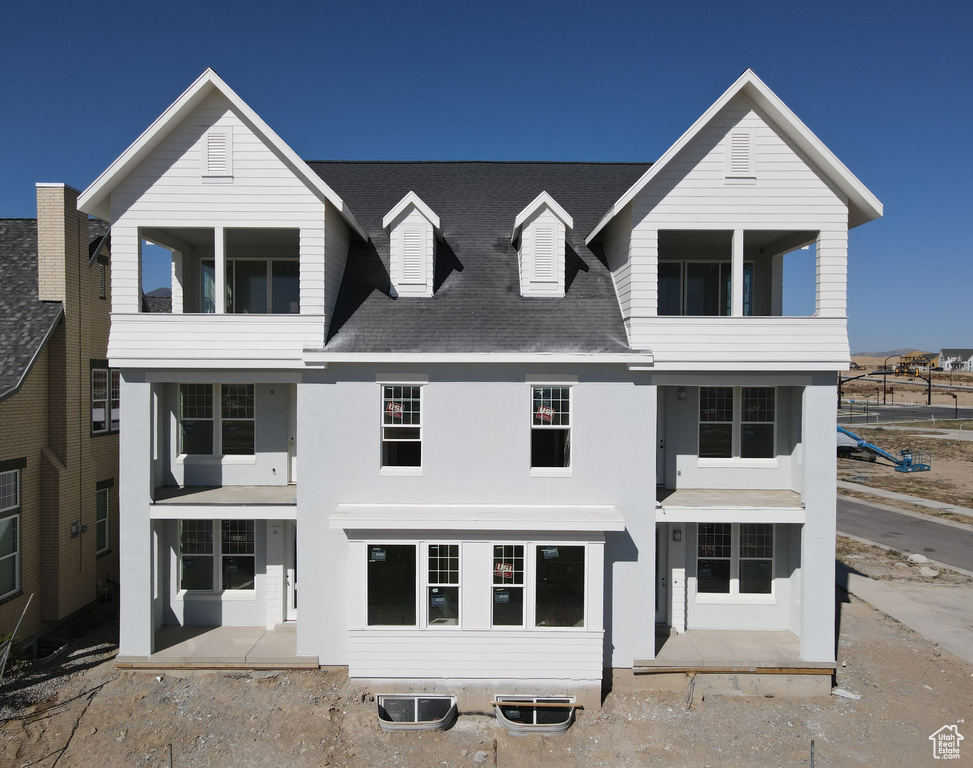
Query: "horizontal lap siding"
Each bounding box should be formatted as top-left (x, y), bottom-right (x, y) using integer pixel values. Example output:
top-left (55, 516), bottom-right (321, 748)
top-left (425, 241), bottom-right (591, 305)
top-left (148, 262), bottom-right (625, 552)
top-left (602, 207), bottom-right (633, 320)
top-left (107, 314), bottom-right (324, 366)
top-left (632, 98), bottom-right (848, 231)
top-left (324, 205), bottom-right (351, 324)
top-left (348, 630), bottom-right (604, 679)
top-left (111, 92), bottom-right (323, 223)
top-left (628, 318), bottom-right (849, 364)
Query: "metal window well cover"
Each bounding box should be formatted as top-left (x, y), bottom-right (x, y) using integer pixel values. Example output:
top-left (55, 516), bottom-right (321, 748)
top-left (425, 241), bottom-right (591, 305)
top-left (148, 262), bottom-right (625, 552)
top-left (376, 694), bottom-right (458, 731)
top-left (493, 695), bottom-right (578, 735)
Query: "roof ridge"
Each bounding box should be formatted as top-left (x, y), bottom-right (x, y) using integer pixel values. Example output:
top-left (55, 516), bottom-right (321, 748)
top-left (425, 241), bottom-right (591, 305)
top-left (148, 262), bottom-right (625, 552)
top-left (304, 160), bottom-right (653, 166)
top-left (0, 217), bottom-right (37, 223)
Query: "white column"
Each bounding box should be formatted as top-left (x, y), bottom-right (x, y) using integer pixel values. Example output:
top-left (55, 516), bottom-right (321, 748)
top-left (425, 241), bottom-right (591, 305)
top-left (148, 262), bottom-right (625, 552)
top-left (215, 227), bottom-right (226, 314)
top-left (731, 229), bottom-right (744, 316)
top-left (799, 379), bottom-right (838, 662)
top-left (118, 374), bottom-right (155, 657)
top-left (171, 251), bottom-right (183, 314)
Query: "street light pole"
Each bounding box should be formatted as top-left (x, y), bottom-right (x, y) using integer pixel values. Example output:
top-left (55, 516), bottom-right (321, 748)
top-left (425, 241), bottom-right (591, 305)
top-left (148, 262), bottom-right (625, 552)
top-left (951, 393), bottom-right (958, 419)
top-left (882, 354), bottom-right (899, 405)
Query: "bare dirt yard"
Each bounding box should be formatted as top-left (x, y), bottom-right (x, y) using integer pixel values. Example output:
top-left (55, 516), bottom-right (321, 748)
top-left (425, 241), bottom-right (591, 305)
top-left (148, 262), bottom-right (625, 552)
top-left (837, 424), bottom-right (973, 524)
top-left (2, 593), bottom-right (972, 768)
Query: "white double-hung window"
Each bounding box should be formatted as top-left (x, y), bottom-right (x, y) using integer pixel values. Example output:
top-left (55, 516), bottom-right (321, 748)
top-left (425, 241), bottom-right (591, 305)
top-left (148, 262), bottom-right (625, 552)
top-left (179, 384), bottom-right (255, 456)
top-left (179, 520), bottom-right (255, 592)
top-left (697, 523), bottom-right (774, 596)
top-left (531, 386), bottom-right (571, 469)
top-left (91, 363), bottom-right (120, 434)
top-left (699, 386), bottom-right (775, 459)
top-left (381, 385), bottom-right (422, 468)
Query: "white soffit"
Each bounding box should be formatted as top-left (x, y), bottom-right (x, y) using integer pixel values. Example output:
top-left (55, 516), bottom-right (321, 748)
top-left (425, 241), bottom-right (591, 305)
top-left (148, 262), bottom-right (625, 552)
top-left (77, 68), bottom-right (367, 239)
top-left (511, 191), bottom-right (574, 243)
top-left (585, 68), bottom-right (884, 244)
top-left (382, 191), bottom-right (442, 237)
top-left (331, 504), bottom-right (626, 532)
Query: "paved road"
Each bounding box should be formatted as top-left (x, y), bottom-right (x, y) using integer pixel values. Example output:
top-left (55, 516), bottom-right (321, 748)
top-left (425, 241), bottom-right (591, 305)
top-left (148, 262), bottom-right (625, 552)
top-left (838, 403), bottom-right (973, 424)
top-left (836, 496), bottom-right (973, 572)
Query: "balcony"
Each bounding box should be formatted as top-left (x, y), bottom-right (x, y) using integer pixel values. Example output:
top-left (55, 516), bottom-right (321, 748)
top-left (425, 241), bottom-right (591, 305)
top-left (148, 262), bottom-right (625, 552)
top-left (150, 484), bottom-right (297, 519)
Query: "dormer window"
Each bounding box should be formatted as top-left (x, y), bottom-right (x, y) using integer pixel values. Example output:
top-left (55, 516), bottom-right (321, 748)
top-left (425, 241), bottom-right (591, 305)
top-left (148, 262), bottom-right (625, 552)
top-left (383, 192), bottom-right (440, 298)
top-left (725, 131), bottom-right (755, 184)
top-left (511, 192), bottom-right (573, 297)
top-left (202, 127), bottom-right (233, 180)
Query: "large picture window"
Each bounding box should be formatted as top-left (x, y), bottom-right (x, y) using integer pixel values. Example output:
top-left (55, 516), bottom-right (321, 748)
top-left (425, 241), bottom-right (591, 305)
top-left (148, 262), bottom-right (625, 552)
top-left (179, 384), bottom-right (255, 456)
top-left (534, 545), bottom-right (585, 627)
top-left (382, 386), bottom-right (421, 467)
top-left (201, 258), bottom-right (299, 314)
top-left (367, 544), bottom-right (417, 626)
top-left (697, 523), bottom-right (774, 596)
top-left (698, 386), bottom-right (775, 459)
top-left (179, 520), bottom-right (255, 592)
top-left (0, 469), bottom-right (20, 599)
top-left (531, 387), bottom-right (571, 468)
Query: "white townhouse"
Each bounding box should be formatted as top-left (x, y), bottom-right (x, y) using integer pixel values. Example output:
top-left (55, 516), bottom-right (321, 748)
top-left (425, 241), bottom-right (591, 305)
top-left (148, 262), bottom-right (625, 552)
top-left (78, 68), bottom-right (881, 707)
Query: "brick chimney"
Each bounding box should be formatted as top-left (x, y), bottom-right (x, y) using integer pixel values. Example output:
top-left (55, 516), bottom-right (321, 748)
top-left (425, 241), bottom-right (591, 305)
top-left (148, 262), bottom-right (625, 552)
top-left (36, 183), bottom-right (87, 303)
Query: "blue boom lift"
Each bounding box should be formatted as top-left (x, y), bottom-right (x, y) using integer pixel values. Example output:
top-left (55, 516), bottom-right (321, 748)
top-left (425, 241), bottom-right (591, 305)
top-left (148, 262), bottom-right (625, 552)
top-left (836, 425), bottom-right (931, 472)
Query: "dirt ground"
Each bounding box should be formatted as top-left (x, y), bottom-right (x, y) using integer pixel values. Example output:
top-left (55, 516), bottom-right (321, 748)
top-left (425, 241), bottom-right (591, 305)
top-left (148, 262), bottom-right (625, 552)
top-left (2, 589), bottom-right (972, 768)
top-left (837, 424), bottom-right (973, 523)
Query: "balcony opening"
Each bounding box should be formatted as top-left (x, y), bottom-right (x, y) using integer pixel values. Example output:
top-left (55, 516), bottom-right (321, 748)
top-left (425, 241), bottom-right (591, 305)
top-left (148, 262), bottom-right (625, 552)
top-left (781, 242), bottom-right (816, 317)
top-left (138, 227), bottom-right (299, 314)
top-left (140, 239), bottom-right (174, 313)
top-left (658, 230), bottom-right (818, 317)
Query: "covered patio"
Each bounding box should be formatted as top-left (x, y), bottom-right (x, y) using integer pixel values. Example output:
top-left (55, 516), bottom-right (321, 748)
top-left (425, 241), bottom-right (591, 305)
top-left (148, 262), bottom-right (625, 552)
top-left (116, 624), bottom-right (318, 670)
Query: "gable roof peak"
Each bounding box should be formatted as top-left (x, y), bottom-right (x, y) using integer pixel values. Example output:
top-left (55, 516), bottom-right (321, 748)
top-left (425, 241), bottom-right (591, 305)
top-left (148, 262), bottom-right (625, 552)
top-left (585, 69), bottom-right (883, 244)
top-left (77, 68), bottom-right (366, 239)
top-left (511, 191), bottom-right (574, 244)
top-left (382, 191), bottom-right (442, 237)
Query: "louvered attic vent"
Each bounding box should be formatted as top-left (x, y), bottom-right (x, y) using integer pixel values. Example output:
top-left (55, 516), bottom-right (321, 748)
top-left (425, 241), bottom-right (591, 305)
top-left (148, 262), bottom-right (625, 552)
top-left (511, 192), bottom-right (573, 297)
top-left (383, 192), bottom-right (441, 298)
top-left (725, 131), bottom-right (754, 183)
top-left (202, 127), bottom-right (233, 179)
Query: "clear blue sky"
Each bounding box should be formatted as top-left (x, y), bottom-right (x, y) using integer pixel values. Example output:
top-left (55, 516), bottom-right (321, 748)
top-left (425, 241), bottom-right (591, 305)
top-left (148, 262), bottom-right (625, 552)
top-left (2, 0), bottom-right (970, 353)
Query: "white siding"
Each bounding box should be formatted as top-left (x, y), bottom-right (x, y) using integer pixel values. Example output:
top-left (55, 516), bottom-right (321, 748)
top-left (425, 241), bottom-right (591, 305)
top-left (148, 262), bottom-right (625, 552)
top-left (302, 225), bottom-right (326, 317)
top-left (348, 630), bottom-right (603, 679)
top-left (108, 314), bottom-right (324, 368)
top-left (628, 316), bottom-right (849, 369)
top-left (324, 202), bottom-right (352, 324)
top-left (626, 95), bottom-right (850, 328)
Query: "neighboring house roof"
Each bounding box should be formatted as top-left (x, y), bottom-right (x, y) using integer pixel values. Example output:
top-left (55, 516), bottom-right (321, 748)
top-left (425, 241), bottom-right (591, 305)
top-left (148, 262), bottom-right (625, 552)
top-left (312, 161), bottom-right (650, 354)
top-left (143, 287), bottom-right (172, 314)
top-left (940, 348), bottom-right (973, 360)
top-left (0, 219), bottom-right (63, 402)
top-left (77, 69), bottom-right (366, 240)
top-left (586, 69), bottom-right (884, 244)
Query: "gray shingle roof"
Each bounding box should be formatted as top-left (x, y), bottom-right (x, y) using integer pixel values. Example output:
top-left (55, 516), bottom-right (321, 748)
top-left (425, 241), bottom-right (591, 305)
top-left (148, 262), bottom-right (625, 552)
top-left (0, 219), bottom-right (63, 401)
top-left (308, 162), bottom-right (650, 354)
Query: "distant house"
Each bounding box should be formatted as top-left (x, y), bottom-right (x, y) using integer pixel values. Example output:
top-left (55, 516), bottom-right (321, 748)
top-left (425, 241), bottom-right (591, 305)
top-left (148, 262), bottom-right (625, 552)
top-left (939, 349), bottom-right (973, 372)
top-left (0, 185), bottom-right (119, 644)
top-left (77, 68), bottom-right (881, 706)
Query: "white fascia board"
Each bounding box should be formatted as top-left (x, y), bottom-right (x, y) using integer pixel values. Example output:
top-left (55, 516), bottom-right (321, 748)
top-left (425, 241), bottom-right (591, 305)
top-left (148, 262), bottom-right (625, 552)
top-left (382, 191), bottom-right (442, 237)
top-left (303, 351), bottom-right (654, 366)
top-left (109, 358), bottom-right (309, 370)
top-left (657, 506), bottom-right (805, 524)
top-left (77, 68), bottom-right (367, 240)
top-left (511, 191), bottom-right (574, 243)
top-left (150, 504), bottom-right (297, 520)
top-left (585, 69), bottom-right (883, 245)
top-left (647, 360), bottom-right (849, 372)
top-left (331, 504), bottom-right (624, 532)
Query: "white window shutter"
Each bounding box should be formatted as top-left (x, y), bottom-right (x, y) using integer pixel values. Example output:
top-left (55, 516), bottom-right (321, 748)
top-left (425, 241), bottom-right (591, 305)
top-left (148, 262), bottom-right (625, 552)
top-left (727, 132), bottom-right (752, 177)
top-left (532, 226), bottom-right (555, 281)
top-left (402, 228), bottom-right (424, 283)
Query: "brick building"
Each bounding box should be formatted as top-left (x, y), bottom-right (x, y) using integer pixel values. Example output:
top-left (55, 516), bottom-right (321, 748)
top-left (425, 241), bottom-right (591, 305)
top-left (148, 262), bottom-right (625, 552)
top-left (0, 184), bottom-right (119, 644)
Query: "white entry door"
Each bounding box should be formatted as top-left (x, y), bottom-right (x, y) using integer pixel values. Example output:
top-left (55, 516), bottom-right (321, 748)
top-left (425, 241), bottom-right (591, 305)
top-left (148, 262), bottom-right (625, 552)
top-left (285, 521), bottom-right (297, 621)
